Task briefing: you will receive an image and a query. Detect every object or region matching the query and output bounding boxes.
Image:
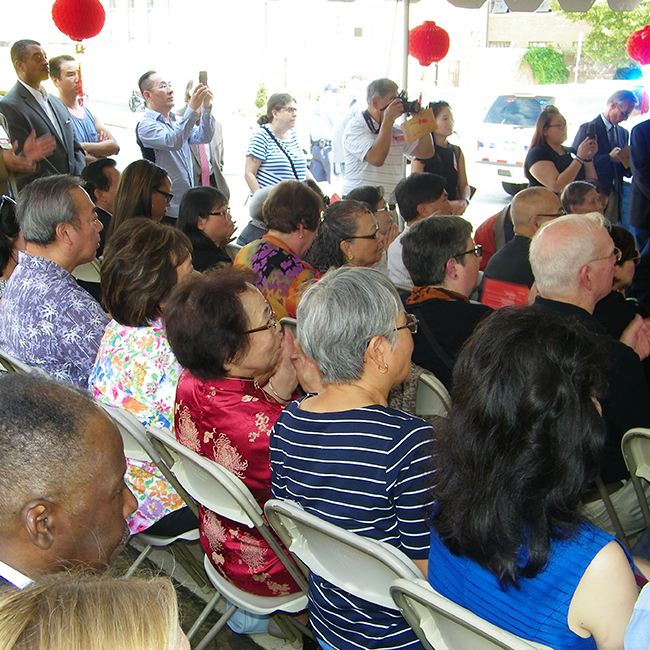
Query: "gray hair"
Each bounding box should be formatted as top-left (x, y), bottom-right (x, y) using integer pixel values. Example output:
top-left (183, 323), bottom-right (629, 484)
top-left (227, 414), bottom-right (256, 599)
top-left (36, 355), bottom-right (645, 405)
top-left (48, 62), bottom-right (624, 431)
top-left (297, 267), bottom-right (402, 385)
top-left (250, 186), bottom-right (273, 219)
top-left (529, 213), bottom-right (605, 296)
top-left (16, 175), bottom-right (84, 245)
top-left (606, 89), bottom-right (637, 107)
top-left (402, 216), bottom-right (473, 286)
top-left (366, 78), bottom-right (398, 105)
top-left (0, 374), bottom-right (101, 531)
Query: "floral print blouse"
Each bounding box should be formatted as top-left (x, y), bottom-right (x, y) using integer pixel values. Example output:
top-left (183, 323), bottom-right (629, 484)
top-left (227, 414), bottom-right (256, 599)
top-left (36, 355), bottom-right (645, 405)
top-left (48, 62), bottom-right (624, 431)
top-left (89, 318), bottom-right (186, 534)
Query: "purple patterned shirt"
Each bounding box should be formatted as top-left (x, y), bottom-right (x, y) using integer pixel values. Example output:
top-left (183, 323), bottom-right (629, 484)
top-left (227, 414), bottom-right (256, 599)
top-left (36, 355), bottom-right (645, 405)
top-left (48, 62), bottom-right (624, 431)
top-left (0, 252), bottom-right (108, 386)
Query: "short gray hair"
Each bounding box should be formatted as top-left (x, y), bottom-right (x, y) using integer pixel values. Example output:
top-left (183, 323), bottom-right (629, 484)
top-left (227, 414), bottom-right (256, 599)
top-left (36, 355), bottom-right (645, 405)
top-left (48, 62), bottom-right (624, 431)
top-left (607, 89), bottom-right (637, 107)
top-left (16, 175), bottom-right (84, 245)
top-left (297, 267), bottom-right (402, 384)
top-left (529, 213), bottom-right (605, 296)
top-left (366, 78), bottom-right (398, 105)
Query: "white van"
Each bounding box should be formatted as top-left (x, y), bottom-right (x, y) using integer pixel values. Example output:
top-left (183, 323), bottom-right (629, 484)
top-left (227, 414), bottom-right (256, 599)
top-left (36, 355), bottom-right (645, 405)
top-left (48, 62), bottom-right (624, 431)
top-left (477, 94), bottom-right (555, 195)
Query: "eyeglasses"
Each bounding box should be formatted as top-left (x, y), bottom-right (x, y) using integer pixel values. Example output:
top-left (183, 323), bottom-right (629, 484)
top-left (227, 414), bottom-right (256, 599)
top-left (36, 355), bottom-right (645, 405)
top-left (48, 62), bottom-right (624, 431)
top-left (209, 207), bottom-right (231, 217)
top-left (280, 106), bottom-right (298, 115)
top-left (588, 246), bottom-right (622, 265)
top-left (394, 313), bottom-right (419, 334)
top-left (153, 82), bottom-right (172, 91)
top-left (630, 253), bottom-right (641, 266)
top-left (345, 222), bottom-right (380, 241)
top-left (547, 121), bottom-right (567, 128)
top-left (244, 304), bottom-right (279, 334)
top-left (616, 103), bottom-right (631, 118)
top-left (155, 189), bottom-right (174, 204)
top-left (537, 208), bottom-right (567, 218)
top-left (455, 244), bottom-right (482, 259)
top-left (375, 203), bottom-right (396, 213)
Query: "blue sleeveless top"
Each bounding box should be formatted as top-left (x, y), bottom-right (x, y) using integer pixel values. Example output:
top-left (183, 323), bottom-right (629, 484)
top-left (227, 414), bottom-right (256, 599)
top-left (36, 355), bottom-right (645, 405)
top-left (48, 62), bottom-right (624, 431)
top-left (71, 106), bottom-right (98, 144)
top-left (428, 523), bottom-right (632, 650)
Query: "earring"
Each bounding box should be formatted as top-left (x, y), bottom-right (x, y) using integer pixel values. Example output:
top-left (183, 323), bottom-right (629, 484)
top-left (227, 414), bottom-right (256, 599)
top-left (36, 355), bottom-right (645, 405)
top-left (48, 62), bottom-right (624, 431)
top-left (378, 363), bottom-right (388, 374)
top-left (300, 234), bottom-right (304, 239)
top-left (348, 255), bottom-right (354, 261)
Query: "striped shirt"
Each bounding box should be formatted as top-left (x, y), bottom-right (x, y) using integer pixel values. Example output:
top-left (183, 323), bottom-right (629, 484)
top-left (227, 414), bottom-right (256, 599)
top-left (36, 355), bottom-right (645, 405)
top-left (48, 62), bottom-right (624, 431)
top-left (270, 397), bottom-right (434, 650)
top-left (246, 126), bottom-right (308, 188)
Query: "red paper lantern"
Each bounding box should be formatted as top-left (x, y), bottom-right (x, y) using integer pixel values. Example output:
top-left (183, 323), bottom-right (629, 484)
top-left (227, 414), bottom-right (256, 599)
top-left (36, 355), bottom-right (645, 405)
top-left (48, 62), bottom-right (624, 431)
top-left (627, 25), bottom-right (650, 66)
top-left (409, 21), bottom-right (450, 67)
top-left (52, 0), bottom-right (106, 42)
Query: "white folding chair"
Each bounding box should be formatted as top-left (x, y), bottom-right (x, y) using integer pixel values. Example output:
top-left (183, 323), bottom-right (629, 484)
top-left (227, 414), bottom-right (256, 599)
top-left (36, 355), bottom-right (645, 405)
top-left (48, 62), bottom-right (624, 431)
top-left (621, 427), bottom-right (650, 528)
top-left (279, 316), bottom-right (297, 339)
top-left (264, 498), bottom-right (424, 611)
top-left (0, 346), bottom-right (51, 377)
top-left (225, 242), bottom-right (241, 262)
top-left (146, 428), bottom-right (309, 649)
top-left (390, 578), bottom-right (552, 650)
top-left (99, 406), bottom-right (206, 588)
top-left (416, 372), bottom-right (451, 418)
top-left (71, 257), bottom-right (102, 283)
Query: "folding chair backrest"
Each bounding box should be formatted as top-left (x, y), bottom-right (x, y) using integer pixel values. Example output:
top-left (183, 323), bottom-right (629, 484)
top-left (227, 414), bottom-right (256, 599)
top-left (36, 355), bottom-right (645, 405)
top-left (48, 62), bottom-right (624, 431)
top-left (71, 258), bottom-right (101, 284)
top-left (621, 427), bottom-right (650, 527)
top-left (264, 499), bottom-right (424, 610)
top-left (279, 317), bottom-right (297, 339)
top-left (390, 578), bottom-right (552, 650)
top-left (146, 429), bottom-right (308, 591)
top-left (416, 373), bottom-right (451, 418)
top-left (0, 347), bottom-right (50, 377)
top-left (225, 243), bottom-right (242, 262)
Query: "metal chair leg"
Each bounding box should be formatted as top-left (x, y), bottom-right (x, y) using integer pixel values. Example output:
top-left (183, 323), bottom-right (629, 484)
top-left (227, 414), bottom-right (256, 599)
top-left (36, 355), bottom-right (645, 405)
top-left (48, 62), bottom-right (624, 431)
top-left (193, 604), bottom-right (237, 650)
top-left (186, 589), bottom-right (223, 641)
top-left (123, 544), bottom-right (152, 578)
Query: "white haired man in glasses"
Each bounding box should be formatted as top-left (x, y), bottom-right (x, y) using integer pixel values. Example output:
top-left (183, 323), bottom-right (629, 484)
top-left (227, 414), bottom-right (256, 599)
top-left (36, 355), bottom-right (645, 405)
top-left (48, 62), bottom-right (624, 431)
top-left (530, 212), bottom-right (650, 536)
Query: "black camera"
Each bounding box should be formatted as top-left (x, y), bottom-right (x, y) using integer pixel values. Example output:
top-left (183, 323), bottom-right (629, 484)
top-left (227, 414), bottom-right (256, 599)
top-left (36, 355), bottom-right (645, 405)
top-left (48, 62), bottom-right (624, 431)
top-left (398, 91), bottom-right (420, 114)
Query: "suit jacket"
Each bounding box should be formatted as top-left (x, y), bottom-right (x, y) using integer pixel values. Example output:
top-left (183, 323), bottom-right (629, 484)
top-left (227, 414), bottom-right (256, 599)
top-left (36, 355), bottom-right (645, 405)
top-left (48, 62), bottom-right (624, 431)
top-left (176, 105), bottom-right (230, 199)
top-left (629, 120), bottom-right (650, 229)
top-left (572, 114), bottom-right (629, 192)
top-left (0, 82), bottom-right (85, 190)
top-left (482, 234), bottom-right (534, 289)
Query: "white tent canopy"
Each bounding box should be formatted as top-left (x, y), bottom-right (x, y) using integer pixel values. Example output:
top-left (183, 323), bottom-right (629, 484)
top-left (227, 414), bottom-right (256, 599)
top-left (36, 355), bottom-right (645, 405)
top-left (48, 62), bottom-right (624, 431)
top-left (447, 0), bottom-right (642, 10)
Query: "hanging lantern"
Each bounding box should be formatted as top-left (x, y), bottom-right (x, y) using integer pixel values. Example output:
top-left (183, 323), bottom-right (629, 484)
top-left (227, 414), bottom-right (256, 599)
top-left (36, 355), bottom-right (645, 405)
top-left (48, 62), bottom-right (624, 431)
top-left (409, 21), bottom-right (450, 67)
top-left (627, 25), bottom-right (650, 65)
top-left (52, 0), bottom-right (106, 42)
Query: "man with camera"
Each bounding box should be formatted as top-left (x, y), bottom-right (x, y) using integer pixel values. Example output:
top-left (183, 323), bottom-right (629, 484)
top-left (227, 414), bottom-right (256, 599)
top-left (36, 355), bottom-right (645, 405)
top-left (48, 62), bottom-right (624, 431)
top-left (342, 78), bottom-right (433, 201)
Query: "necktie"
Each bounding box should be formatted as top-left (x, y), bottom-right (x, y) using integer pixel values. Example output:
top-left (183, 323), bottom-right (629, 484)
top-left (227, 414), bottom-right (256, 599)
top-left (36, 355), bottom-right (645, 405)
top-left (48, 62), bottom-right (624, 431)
top-left (609, 125), bottom-right (619, 150)
top-left (198, 144), bottom-right (210, 186)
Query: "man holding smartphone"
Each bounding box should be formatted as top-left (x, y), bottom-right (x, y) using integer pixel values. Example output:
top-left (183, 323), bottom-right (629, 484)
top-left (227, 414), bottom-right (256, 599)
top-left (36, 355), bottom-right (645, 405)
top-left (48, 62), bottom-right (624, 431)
top-left (572, 90), bottom-right (637, 223)
top-left (136, 70), bottom-right (214, 220)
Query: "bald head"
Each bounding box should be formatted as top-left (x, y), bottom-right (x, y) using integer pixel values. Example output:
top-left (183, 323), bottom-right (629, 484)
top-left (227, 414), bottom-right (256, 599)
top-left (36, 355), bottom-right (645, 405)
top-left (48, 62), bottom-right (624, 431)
top-left (511, 187), bottom-right (563, 238)
top-left (530, 213), bottom-right (615, 311)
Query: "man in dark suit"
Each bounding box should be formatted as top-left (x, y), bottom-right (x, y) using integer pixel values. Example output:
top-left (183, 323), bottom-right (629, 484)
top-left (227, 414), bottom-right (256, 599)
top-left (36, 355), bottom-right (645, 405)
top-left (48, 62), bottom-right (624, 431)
top-left (629, 119), bottom-right (650, 251)
top-left (572, 90), bottom-right (637, 224)
top-left (0, 39), bottom-right (85, 191)
top-left (0, 374), bottom-right (137, 589)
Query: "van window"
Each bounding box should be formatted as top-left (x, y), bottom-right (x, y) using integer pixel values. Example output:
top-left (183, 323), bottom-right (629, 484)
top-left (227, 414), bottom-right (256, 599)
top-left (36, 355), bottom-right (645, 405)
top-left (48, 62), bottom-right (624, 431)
top-left (484, 96), bottom-right (554, 127)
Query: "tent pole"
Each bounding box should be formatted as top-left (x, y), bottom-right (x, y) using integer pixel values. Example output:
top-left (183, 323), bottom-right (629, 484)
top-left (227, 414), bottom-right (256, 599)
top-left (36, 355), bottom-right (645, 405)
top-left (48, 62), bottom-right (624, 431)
top-left (402, 0), bottom-right (410, 92)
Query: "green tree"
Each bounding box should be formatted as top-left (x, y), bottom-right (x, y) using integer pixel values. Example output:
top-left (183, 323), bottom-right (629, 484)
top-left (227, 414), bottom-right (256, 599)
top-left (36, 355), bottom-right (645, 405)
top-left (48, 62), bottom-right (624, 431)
top-left (555, 0), bottom-right (650, 68)
top-left (255, 83), bottom-right (267, 110)
top-left (522, 45), bottom-right (570, 84)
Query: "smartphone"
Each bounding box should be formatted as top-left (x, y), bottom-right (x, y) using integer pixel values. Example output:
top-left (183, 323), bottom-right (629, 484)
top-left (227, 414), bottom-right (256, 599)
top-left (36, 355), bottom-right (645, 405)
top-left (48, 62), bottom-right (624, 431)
top-left (586, 123), bottom-right (596, 140)
top-left (199, 71), bottom-right (208, 86)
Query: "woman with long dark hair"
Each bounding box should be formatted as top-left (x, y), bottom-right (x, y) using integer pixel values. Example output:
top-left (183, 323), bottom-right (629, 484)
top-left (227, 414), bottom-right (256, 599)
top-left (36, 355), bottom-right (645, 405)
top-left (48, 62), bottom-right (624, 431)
top-left (428, 307), bottom-right (638, 650)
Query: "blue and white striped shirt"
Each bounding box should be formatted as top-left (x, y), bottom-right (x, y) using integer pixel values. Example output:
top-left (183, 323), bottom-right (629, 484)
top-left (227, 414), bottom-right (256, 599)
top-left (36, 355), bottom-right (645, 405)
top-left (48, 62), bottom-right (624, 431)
top-left (246, 126), bottom-right (308, 188)
top-left (270, 397), bottom-right (434, 650)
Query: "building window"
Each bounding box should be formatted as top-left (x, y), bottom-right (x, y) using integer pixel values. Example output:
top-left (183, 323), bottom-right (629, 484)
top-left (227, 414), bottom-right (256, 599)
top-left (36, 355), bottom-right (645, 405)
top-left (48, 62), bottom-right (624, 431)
top-left (529, 41), bottom-right (548, 47)
top-left (354, 27), bottom-right (362, 37)
top-left (488, 41), bottom-right (511, 48)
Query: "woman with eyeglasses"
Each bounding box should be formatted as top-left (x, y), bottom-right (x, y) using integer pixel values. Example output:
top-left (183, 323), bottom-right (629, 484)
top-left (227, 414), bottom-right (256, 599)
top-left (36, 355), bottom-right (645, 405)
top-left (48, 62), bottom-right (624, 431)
top-left (593, 224), bottom-right (647, 340)
top-left (165, 268), bottom-right (316, 634)
top-left (270, 266), bottom-right (435, 650)
top-left (524, 105), bottom-right (598, 194)
top-left (107, 159), bottom-right (172, 240)
top-left (245, 93), bottom-right (312, 194)
top-left (178, 186), bottom-right (235, 272)
top-left (0, 196), bottom-right (23, 304)
top-left (411, 101), bottom-right (472, 215)
top-left (304, 200), bottom-right (384, 273)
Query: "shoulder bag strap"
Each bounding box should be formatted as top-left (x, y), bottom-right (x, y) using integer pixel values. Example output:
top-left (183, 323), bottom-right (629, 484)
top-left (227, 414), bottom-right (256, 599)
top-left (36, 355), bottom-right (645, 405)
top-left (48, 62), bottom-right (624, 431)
top-left (262, 125), bottom-right (299, 180)
top-left (411, 307), bottom-right (455, 372)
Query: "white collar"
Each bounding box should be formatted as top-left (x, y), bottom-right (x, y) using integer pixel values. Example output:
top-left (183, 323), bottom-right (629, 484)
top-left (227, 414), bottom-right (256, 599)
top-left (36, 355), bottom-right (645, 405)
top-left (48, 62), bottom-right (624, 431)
top-left (601, 112), bottom-right (614, 130)
top-left (18, 79), bottom-right (48, 102)
top-left (0, 559), bottom-right (32, 589)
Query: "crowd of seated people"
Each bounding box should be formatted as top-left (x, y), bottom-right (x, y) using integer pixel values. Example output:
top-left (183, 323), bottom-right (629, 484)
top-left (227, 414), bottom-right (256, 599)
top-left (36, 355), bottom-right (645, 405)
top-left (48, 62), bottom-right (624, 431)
top-left (6, 62), bottom-right (650, 650)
